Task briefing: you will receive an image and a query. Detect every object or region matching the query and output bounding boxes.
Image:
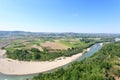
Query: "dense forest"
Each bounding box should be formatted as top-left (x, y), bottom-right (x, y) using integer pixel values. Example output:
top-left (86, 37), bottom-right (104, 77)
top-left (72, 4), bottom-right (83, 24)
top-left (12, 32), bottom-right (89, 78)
top-left (29, 42), bottom-right (120, 80)
top-left (6, 42), bottom-right (94, 61)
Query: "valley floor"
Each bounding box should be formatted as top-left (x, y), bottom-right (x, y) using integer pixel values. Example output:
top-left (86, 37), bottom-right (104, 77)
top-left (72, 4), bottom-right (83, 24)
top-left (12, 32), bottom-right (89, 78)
top-left (0, 48), bottom-right (90, 75)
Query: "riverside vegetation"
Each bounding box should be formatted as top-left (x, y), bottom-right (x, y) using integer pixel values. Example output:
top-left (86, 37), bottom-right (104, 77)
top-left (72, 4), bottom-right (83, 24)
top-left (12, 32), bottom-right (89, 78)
top-left (29, 42), bottom-right (120, 80)
top-left (6, 39), bottom-right (95, 61)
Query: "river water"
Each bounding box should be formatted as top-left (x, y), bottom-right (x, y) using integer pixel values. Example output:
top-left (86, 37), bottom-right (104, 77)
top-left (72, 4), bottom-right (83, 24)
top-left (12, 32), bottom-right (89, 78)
top-left (0, 43), bottom-right (102, 80)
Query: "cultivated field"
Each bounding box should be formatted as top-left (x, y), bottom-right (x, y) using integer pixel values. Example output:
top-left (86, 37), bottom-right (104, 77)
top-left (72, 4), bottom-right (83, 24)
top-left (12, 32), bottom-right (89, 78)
top-left (1, 37), bottom-right (94, 53)
top-left (41, 41), bottom-right (70, 50)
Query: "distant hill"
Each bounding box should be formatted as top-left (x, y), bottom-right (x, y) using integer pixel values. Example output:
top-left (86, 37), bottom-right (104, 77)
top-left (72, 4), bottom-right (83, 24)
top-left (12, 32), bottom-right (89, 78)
top-left (0, 31), bottom-right (120, 38)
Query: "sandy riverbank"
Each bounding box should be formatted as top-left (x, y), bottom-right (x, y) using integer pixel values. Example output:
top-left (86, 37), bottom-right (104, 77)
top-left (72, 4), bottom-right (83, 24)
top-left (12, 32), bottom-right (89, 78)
top-left (0, 48), bottom-right (90, 75)
top-left (100, 43), bottom-right (103, 46)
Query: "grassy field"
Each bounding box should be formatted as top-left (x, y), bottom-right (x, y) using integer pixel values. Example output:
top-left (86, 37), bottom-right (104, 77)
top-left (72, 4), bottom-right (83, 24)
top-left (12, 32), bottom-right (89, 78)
top-left (58, 39), bottom-right (93, 48)
top-left (5, 37), bottom-right (95, 52)
top-left (58, 40), bottom-right (73, 47)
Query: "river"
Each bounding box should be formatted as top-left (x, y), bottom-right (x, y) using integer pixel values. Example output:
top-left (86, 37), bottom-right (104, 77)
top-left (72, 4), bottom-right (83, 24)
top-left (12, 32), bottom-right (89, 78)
top-left (0, 43), bottom-right (102, 80)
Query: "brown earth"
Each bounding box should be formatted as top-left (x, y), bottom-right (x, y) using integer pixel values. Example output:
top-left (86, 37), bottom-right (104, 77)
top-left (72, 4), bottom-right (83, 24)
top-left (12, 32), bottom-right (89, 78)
top-left (41, 41), bottom-right (69, 50)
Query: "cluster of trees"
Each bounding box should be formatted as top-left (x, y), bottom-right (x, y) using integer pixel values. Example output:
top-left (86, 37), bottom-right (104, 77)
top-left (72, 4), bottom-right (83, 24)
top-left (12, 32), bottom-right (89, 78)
top-left (80, 38), bottom-right (95, 43)
top-left (6, 42), bottom-right (94, 61)
top-left (80, 37), bottom-right (115, 44)
top-left (28, 42), bottom-right (120, 80)
top-left (6, 48), bottom-right (41, 61)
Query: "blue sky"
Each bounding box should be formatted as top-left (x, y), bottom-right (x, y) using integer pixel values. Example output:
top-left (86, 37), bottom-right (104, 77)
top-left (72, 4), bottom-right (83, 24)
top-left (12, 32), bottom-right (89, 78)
top-left (0, 0), bottom-right (120, 33)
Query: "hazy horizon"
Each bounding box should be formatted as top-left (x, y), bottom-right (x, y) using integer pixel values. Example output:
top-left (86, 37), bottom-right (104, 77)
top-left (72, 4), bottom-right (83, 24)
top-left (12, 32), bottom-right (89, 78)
top-left (0, 30), bottom-right (120, 34)
top-left (0, 0), bottom-right (120, 33)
